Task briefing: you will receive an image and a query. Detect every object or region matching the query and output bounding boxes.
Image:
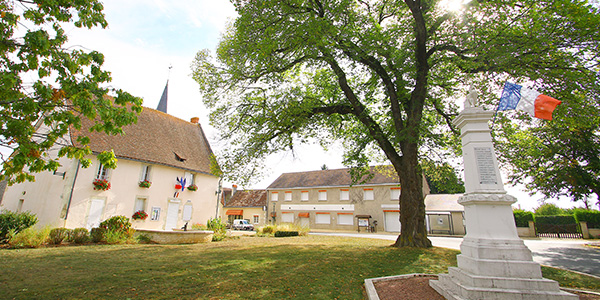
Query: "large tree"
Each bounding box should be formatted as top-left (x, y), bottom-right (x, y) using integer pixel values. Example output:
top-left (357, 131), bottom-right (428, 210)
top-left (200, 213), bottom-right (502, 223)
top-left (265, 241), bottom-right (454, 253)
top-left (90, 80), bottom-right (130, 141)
top-left (192, 0), bottom-right (600, 247)
top-left (1, 0), bottom-right (142, 183)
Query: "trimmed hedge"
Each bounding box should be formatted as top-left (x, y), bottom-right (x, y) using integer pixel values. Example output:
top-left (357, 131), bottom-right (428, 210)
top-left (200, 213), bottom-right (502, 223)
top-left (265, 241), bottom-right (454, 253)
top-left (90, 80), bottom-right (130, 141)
top-left (574, 210), bottom-right (600, 229)
top-left (274, 231), bottom-right (299, 237)
top-left (513, 210), bottom-right (534, 227)
top-left (534, 215), bottom-right (577, 225)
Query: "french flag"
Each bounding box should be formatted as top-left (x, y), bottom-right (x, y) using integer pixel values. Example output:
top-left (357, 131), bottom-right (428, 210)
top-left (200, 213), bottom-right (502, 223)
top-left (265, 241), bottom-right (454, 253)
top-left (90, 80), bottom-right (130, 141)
top-left (498, 82), bottom-right (562, 120)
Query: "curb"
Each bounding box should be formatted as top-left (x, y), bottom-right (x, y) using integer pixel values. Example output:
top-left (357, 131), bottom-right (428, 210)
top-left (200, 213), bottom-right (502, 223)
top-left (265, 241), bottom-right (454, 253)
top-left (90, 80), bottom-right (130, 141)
top-left (364, 273), bottom-right (436, 300)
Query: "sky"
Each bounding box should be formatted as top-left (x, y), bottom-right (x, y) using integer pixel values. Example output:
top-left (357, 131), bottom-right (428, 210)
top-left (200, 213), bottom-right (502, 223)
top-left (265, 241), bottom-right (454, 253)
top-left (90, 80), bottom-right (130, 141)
top-left (62, 0), bottom-right (591, 211)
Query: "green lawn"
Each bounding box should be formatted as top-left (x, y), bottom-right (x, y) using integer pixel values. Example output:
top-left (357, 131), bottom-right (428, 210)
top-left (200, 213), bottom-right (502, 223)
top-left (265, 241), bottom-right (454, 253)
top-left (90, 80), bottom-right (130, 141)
top-left (0, 235), bottom-right (598, 299)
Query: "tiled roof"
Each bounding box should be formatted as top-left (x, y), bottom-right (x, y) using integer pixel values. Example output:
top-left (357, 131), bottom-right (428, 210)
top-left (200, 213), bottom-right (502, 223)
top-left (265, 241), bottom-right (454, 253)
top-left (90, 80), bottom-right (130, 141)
top-left (267, 166), bottom-right (399, 189)
top-left (71, 106), bottom-right (216, 175)
top-left (424, 194), bottom-right (464, 211)
top-left (224, 189), bottom-right (267, 207)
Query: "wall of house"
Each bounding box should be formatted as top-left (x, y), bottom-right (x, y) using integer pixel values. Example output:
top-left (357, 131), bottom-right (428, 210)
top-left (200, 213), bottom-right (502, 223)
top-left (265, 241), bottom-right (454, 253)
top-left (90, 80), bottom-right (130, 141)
top-left (64, 156), bottom-right (219, 230)
top-left (221, 207), bottom-right (266, 227)
top-left (269, 185), bottom-right (403, 232)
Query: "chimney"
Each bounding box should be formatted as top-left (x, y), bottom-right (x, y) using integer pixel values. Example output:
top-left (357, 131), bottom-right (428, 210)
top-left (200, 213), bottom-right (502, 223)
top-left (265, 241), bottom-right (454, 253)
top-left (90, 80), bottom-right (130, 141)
top-left (232, 184), bottom-right (237, 195)
top-left (190, 117), bottom-right (199, 124)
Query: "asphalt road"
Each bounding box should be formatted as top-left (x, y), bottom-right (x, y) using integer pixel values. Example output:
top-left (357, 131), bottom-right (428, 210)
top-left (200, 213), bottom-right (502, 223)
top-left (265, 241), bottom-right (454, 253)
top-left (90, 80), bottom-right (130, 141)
top-left (310, 232), bottom-right (600, 277)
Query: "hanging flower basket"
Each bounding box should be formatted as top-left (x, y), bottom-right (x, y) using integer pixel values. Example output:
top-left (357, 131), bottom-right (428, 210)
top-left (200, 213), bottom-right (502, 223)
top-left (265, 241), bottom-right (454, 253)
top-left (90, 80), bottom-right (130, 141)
top-left (93, 179), bottom-right (111, 191)
top-left (187, 184), bottom-right (198, 191)
top-left (132, 210), bottom-right (148, 220)
top-left (139, 180), bottom-right (151, 188)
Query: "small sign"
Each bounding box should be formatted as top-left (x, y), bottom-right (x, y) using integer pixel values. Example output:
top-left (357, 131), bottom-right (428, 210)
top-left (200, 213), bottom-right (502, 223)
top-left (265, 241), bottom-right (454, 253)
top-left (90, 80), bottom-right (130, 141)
top-left (358, 219), bottom-right (369, 227)
top-left (151, 207), bottom-right (161, 221)
top-left (182, 203), bottom-right (193, 222)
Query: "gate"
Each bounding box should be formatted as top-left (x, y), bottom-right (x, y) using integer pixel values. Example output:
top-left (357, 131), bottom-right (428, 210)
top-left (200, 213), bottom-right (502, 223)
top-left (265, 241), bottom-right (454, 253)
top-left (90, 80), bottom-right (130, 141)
top-left (535, 223), bottom-right (583, 239)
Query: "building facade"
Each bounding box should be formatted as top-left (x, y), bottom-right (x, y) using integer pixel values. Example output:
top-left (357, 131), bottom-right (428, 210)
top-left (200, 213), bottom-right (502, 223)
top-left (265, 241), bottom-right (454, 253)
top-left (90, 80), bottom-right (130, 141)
top-left (221, 188), bottom-right (267, 227)
top-left (0, 105), bottom-right (220, 231)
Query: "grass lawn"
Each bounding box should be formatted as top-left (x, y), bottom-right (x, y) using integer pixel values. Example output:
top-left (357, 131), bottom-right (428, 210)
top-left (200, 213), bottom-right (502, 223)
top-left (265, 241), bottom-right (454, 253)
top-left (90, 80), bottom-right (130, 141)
top-left (1, 235), bottom-right (599, 299)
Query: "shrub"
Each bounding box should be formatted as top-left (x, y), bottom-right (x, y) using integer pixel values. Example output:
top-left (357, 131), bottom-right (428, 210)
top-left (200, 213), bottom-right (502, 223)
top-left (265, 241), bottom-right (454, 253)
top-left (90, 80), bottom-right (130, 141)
top-left (574, 210), bottom-right (600, 229)
top-left (534, 203), bottom-right (566, 216)
top-left (513, 209), bottom-right (534, 227)
top-left (274, 231), bottom-right (299, 237)
top-left (206, 217), bottom-right (227, 241)
top-left (8, 226), bottom-right (51, 248)
top-left (136, 233), bottom-right (153, 244)
top-left (258, 225), bottom-right (276, 235)
top-left (535, 215), bottom-right (577, 225)
top-left (49, 228), bottom-right (71, 245)
top-left (191, 223), bottom-right (207, 230)
top-left (69, 228), bottom-right (89, 244)
top-left (99, 216), bottom-right (132, 233)
top-left (90, 227), bottom-right (106, 243)
top-left (0, 210), bottom-right (38, 242)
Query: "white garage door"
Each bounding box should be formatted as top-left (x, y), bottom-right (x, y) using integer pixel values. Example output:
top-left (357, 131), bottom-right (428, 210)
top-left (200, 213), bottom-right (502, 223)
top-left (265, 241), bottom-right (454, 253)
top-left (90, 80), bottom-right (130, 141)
top-left (384, 211), bottom-right (401, 232)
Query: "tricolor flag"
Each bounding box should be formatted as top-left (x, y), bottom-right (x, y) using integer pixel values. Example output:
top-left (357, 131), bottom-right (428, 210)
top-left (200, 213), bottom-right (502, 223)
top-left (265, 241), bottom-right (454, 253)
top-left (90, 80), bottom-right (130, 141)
top-left (498, 82), bottom-right (562, 120)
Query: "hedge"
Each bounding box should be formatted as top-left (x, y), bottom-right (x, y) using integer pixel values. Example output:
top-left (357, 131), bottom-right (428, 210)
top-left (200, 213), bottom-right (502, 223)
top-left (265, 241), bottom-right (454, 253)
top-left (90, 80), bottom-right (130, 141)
top-left (513, 210), bottom-right (534, 227)
top-left (534, 215), bottom-right (577, 225)
top-left (274, 231), bottom-right (299, 237)
top-left (574, 210), bottom-right (600, 229)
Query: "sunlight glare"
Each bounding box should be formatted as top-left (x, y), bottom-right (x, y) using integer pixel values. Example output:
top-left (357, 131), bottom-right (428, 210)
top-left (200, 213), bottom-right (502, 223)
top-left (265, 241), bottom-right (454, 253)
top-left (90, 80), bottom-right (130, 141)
top-left (439, 0), bottom-right (472, 12)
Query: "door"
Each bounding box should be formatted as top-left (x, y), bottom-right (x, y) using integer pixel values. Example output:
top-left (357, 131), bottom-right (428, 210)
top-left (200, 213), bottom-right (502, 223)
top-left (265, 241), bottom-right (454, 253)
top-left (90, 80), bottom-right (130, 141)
top-left (384, 211), bottom-right (401, 232)
top-left (165, 201), bottom-right (180, 231)
top-left (299, 216), bottom-right (309, 228)
top-left (86, 198), bottom-right (105, 229)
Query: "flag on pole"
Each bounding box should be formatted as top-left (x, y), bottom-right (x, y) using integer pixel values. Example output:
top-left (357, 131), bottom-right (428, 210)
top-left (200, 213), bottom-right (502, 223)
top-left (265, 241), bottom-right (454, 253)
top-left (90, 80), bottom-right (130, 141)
top-left (498, 82), bottom-right (562, 120)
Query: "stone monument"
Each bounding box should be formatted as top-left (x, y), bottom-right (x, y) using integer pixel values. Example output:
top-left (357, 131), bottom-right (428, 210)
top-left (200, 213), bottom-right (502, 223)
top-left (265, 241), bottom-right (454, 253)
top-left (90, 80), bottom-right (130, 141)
top-left (429, 90), bottom-right (576, 299)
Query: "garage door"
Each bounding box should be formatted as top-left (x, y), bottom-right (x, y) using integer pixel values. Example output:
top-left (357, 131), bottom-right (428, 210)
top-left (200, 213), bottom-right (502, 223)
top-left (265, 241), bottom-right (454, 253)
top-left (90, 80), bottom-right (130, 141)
top-left (384, 211), bottom-right (401, 232)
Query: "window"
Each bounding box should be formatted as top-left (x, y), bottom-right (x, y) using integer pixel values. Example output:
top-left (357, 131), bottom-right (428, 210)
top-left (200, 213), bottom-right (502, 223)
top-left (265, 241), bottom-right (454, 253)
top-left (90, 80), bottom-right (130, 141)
top-left (364, 188), bottom-right (374, 201)
top-left (301, 191), bottom-right (309, 201)
top-left (318, 190), bottom-right (327, 201)
top-left (340, 189), bottom-right (349, 201)
top-left (253, 215), bottom-right (259, 224)
top-left (184, 172), bottom-right (195, 186)
top-left (96, 163), bottom-right (109, 180)
top-left (134, 197), bottom-right (147, 213)
top-left (391, 188), bottom-right (401, 200)
top-left (315, 213), bottom-right (330, 224)
top-left (281, 212), bottom-right (294, 223)
top-left (284, 191), bottom-right (292, 201)
top-left (337, 213), bottom-right (354, 225)
top-left (271, 192), bottom-right (279, 202)
top-left (140, 165), bottom-right (152, 181)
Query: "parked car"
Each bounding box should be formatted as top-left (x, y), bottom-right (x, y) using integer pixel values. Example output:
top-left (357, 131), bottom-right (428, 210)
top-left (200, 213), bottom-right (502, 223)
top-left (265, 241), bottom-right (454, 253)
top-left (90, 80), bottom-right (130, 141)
top-left (232, 219), bottom-right (254, 231)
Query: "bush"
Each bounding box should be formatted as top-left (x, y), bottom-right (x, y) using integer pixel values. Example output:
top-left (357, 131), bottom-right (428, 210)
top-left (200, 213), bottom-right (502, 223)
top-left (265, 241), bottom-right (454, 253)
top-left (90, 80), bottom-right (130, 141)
top-left (535, 215), bottom-right (577, 225)
top-left (257, 224), bottom-right (309, 237)
top-left (513, 209), bottom-right (534, 227)
top-left (0, 210), bottom-right (38, 242)
top-left (69, 228), bottom-right (89, 244)
top-left (574, 210), bottom-right (600, 229)
top-left (274, 231), bottom-right (299, 237)
top-left (206, 217), bottom-right (227, 241)
top-left (258, 225), bottom-right (276, 235)
top-left (191, 223), bottom-right (207, 230)
top-left (8, 226), bottom-right (51, 248)
top-left (90, 227), bottom-right (106, 243)
top-left (534, 203), bottom-right (566, 216)
top-left (99, 216), bottom-right (132, 233)
top-left (136, 233), bottom-right (153, 244)
top-left (49, 228), bottom-right (71, 245)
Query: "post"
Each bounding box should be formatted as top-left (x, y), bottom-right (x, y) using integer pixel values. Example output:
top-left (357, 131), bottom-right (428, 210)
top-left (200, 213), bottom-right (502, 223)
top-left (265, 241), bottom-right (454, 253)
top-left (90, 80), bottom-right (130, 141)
top-left (429, 90), bottom-right (576, 299)
top-left (580, 221), bottom-right (590, 239)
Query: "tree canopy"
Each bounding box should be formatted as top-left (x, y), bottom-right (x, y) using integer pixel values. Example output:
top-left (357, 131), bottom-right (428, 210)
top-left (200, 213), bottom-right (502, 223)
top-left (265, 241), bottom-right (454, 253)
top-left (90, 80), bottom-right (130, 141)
top-left (192, 0), bottom-right (600, 247)
top-left (0, 0), bottom-right (142, 183)
top-left (421, 158), bottom-right (465, 194)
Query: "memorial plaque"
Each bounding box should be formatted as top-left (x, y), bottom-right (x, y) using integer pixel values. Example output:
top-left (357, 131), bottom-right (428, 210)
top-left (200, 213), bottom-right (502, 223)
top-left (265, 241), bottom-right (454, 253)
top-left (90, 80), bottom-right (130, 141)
top-left (474, 147), bottom-right (498, 185)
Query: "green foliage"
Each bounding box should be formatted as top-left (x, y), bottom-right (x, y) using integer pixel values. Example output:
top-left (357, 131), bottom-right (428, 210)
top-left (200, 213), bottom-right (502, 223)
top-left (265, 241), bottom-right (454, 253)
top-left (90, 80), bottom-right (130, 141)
top-left (0, 0), bottom-right (142, 184)
top-left (206, 217), bottom-right (227, 241)
top-left (534, 203), bottom-right (566, 216)
top-left (258, 223), bottom-right (309, 237)
top-left (192, 0), bottom-right (600, 247)
top-left (68, 228), bottom-right (89, 244)
top-left (97, 216), bottom-right (134, 244)
top-left (574, 210), bottom-right (600, 229)
top-left (258, 225), bottom-right (276, 235)
top-left (534, 215), bottom-right (577, 226)
top-left (135, 233), bottom-right (153, 244)
top-left (99, 216), bottom-right (131, 233)
top-left (0, 210), bottom-right (38, 242)
top-left (274, 231), bottom-right (299, 237)
top-left (513, 209), bottom-right (534, 227)
top-left (90, 227), bottom-right (106, 243)
top-left (8, 226), bottom-right (51, 248)
top-left (421, 159), bottom-right (465, 194)
top-left (191, 223), bottom-right (208, 230)
top-left (49, 228), bottom-right (71, 245)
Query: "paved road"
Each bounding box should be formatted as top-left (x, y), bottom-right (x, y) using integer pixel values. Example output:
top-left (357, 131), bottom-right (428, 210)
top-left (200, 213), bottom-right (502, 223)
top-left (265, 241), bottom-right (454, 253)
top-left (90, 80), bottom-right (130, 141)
top-left (310, 232), bottom-right (600, 277)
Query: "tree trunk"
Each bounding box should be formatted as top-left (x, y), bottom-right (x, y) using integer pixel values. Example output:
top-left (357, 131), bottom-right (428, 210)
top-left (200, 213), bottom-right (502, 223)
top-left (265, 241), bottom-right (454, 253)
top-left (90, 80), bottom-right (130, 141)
top-left (393, 143), bottom-right (432, 248)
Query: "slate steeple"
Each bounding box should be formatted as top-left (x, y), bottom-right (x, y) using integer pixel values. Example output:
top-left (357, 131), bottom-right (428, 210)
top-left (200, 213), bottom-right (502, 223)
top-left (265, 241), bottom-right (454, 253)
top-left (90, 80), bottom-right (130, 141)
top-left (156, 80), bottom-right (168, 113)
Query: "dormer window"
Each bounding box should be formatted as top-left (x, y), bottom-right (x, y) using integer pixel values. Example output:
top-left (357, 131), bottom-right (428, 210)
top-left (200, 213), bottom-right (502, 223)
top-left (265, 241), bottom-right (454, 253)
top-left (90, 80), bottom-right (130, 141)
top-left (174, 152), bottom-right (186, 162)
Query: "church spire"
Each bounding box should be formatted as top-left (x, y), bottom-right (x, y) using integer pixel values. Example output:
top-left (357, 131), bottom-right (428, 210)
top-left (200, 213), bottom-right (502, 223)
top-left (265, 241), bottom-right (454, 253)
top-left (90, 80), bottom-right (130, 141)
top-left (156, 80), bottom-right (168, 113)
